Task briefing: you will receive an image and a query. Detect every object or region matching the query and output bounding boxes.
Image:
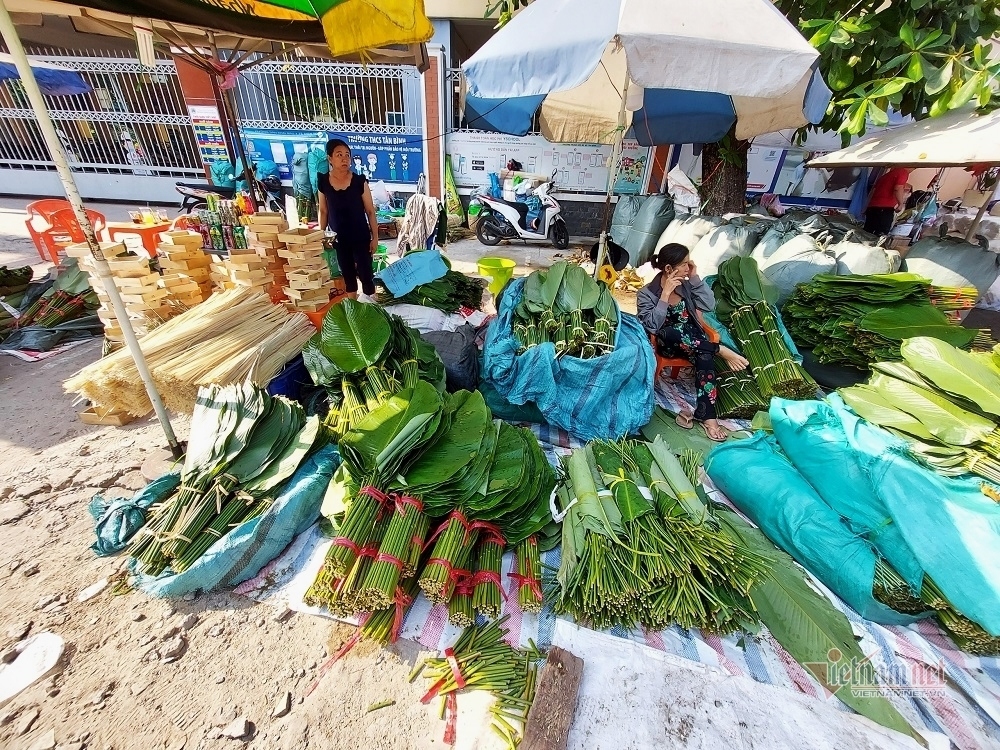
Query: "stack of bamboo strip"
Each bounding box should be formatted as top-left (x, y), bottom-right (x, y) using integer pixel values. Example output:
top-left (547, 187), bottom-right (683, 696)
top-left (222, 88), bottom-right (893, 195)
top-left (64, 287), bottom-right (315, 415)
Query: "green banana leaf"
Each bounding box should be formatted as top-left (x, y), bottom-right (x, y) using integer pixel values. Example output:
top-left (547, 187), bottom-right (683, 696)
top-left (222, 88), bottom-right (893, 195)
top-left (839, 386), bottom-right (937, 442)
top-left (902, 337), bottom-right (1000, 418)
top-left (302, 335), bottom-right (343, 385)
top-left (870, 374), bottom-right (996, 446)
top-left (717, 509), bottom-right (920, 742)
top-left (859, 304), bottom-right (977, 347)
top-left (319, 298), bottom-right (391, 373)
top-left (540, 262), bottom-right (566, 309)
top-left (870, 361), bottom-right (931, 390)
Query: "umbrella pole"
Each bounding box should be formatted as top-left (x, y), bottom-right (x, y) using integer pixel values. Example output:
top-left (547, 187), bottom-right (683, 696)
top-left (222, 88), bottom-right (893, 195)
top-left (593, 76), bottom-right (630, 279)
top-left (0, 0), bottom-right (183, 459)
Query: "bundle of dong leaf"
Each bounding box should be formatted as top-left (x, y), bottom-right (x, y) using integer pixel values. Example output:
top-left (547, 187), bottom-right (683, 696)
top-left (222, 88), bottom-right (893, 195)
top-left (0, 265), bottom-right (31, 295)
top-left (129, 383), bottom-right (325, 575)
top-left (375, 270), bottom-right (486, 314)
top-left (302, 299), bottom-right (446, 440)
top-left (841, 336), bottom-right (1000, 487)
top-left (783, 274), bottom-right (982, 369)
top-left (712, 257), bottom-right (815, 400)
top-left (513, 261), bottom-right (618, 359)
top-left (553, 436), bottom-right (768, 633)
top-left (304, 383), bottom-right (557, 629)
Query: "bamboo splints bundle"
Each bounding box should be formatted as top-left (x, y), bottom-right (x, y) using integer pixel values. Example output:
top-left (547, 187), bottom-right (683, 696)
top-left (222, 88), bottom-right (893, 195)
top-left (64, 288), bottom-right (315, 415)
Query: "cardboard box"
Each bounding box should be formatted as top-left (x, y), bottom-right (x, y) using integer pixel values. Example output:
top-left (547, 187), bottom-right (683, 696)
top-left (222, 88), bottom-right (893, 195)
top-left (78, 406), bottom-right (138, 426)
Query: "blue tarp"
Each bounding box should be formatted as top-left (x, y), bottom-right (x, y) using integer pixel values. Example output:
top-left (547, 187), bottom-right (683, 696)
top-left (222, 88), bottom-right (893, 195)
top-left (481, 277), bottom-right (654, 441)
top-left (0, 53), bottom-right (92, 96)
top-left (88, 473), bottom-right (181, 557)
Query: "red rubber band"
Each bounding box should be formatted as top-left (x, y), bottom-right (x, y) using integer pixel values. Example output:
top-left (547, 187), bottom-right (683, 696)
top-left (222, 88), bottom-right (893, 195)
top-left (392, 493), bottom-right (424, 516)
top-left (390, 586), bottom-right (413, 643)
top-left (359, 485), bottom-right (390, 504)
top-left (375, 552), bottom-right (405, 571)
top-left (332, 536), bottom-right (361, 555)
top-left (444, 647), bottom-right (467, 689)
top-left (510, 573), bottom-right (543, 602)
top-left (451, 569), bottom-right (474, 597)
top-left (469, 520), bottom-right (505, 548)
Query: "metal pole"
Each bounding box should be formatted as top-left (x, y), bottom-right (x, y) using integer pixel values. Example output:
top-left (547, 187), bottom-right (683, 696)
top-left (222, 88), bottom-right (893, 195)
top-left (0, 0), bottom-right (183, 459)
top-left (593, 76), bottom-right (630, 279)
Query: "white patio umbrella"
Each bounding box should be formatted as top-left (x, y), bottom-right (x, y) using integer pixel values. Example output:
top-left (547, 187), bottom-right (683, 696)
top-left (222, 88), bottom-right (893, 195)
top-left (462, 0), bottom-right (828, 273)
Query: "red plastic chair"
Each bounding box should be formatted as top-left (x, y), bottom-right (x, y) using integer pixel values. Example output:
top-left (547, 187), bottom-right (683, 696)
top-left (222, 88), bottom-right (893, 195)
top-left (25, 198), bottom-right (74, 261)
top-left (39, 207), bottom-right (107, 265)
top-left (649, 310), bottom-right (722, 380)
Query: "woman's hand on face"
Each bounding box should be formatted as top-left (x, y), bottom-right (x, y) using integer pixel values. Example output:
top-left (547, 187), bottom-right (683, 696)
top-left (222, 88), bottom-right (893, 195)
top-left (659, 268), bottom-right (685, 300)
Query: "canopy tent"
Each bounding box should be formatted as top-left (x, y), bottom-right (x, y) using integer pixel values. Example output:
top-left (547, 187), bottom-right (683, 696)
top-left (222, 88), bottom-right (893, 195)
top-left (0, 0), bottom-right (433, 456)
top-left (807, 108), bottom-right (1000, 169)
top-left (461, 0), bottom-right (828, 274)
top-left (7, 0), bottom-right (433, 61)
top-left (0, 49), bottom-right (90, 94)
top-left (808, 108), bottom-right (1000, 240)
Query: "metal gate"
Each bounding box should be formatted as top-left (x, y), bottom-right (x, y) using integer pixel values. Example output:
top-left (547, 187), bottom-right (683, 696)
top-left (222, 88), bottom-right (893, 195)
top-left (0, 46), bottom-right (203, 178)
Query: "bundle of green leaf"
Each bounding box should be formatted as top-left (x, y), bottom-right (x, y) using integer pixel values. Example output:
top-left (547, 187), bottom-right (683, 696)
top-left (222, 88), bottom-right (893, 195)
top-left (303, 384), bottom-right (557, 626)
top-left (841, 336), bottom-right (1000, 488)
top-left (513, 261), bottom-right (618, 359)
top-left (553, 436), bottom-right (768, 633)
top-left (302, 299), bottom-right (446, 440)
top-left (0, 265), bottom-right (31, 295)
top-left (129, 383), bottom-right (325, 576)
top-left (712, 257), bottom-right (815, 399)
top-left (414, 616), bottom-right (542, 748)
top-left (715, 356), bottom-right (768, 420)
top-left (783, 274), bottom-right (979, 368)
top-left (375, 270), bottom-right (487, 313)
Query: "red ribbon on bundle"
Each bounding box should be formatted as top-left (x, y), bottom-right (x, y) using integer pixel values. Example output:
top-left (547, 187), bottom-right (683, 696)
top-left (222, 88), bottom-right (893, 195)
top-left (305, 612), bottom-right (372, 697)
top-left (357, 544), bottom-right (379, 561)
top-left (420, 645), bottom-right (466, 705)
top-left (425, 509), bottom-right (473, 550)
top-left (359, 485), bottom-right (390, 504)
top-left (451, 569), bottom-right (474, 598)
top-left (469, 520), bottom-right (505, 548)
top-left (331, 536), bottom-right (361, 555)
top-left (389, 586), bottom-right (413, 644)
top-left (443, 692), bottom-right (458, 746)
top-left (392, 493), bottom-right (424, 516)
top-left (470, 570), bottom-right (508, 599)
top-left (375, 552), bottom-right (405, 571)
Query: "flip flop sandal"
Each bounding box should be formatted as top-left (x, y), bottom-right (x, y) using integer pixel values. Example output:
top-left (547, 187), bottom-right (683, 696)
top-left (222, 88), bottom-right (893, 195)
top-left (701, 423), bottom-right (728, 442)
top-left (674, 413), bottom-right (694, 430)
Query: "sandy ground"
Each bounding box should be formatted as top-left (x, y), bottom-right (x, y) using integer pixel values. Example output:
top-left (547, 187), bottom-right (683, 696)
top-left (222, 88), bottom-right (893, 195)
top-left (0, 196), bottom-right (555, 750)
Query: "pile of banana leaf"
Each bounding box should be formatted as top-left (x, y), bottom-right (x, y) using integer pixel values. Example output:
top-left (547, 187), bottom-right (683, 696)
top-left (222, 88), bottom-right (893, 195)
top-left (783, 274), bottom-right (980, 368)
top-left (304, 383), bottom-right (557, 626)
top-left (513, 261), bottom-right (618, 359)
top-left (713, 257), bottom-right (815, 400)
top-left (129, 384), bottom-right (326, 576)
top-left (0, 264), bottom-right (31, 295)
top-left (553, 436), bottom-right (767, 634)
top-left (841, 336), bottom-right (1000, 487)
top-left (375, 270), bottom-right (486, 313)
top-left (302, 300), bottom-right (446, 440)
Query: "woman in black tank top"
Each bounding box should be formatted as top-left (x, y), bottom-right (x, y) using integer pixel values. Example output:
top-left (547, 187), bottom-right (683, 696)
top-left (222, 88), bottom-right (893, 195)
top-left (317, 139), bottom-right (379, 298)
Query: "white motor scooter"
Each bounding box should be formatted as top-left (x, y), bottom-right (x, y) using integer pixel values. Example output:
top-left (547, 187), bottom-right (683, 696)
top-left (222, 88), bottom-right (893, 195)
top-left (475, 172), bottom-right (570, 250)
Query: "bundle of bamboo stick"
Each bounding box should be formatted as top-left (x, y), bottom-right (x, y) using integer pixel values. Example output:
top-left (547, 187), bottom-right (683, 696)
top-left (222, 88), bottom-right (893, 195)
top-left (64, 288), bottom-right (315, 415)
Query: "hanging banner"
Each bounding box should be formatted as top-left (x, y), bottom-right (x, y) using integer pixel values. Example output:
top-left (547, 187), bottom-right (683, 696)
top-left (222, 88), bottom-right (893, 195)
top-left (240, 128), bottom-right (425, 186)
top-left (188, 105), bottom-right (228, 165)
top-left (446, 131), bottom-right (650, 195)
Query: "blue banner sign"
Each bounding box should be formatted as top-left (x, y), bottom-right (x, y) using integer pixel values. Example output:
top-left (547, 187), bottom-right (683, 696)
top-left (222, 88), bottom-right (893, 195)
top-left (240, 128), bottom-right (425, 185)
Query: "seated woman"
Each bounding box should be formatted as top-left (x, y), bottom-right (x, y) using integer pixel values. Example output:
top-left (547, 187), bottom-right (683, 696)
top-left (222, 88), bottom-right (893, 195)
top-left (637, 243), bottom-right (749, 441)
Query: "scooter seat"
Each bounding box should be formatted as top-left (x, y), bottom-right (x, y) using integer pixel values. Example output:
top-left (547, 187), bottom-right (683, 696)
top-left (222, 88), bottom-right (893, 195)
top-left (495, 197), bottom-right (529, 229)
top-left (176, 182), bottom-right (236, 197)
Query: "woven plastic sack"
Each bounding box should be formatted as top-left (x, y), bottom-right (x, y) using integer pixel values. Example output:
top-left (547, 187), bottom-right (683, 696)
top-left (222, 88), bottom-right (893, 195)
top-left (89, 473), bottom-right (181, 557)
top-left (609, 195), bottom-right (644, 251)
top-left (654, 212), bottom-right (721, 255)
top-left (481, 277), bottom-right (654, 441)
top-left (769, 398), bottom-right (926, 590)
top-left (831, 237), bottom-right (901, 276)
top-left (750, 220), bottom-right (800, 265)
top-left (705, 433), bottom-right (921, 625)
top-left (758, 234), bottom-right (836, 305)
top-left (133, 446), bottom-right (340, 598)
top-left (903, 235), bottom-right (1000, 296)
top-left (690, 223), bottom-right (767, 278)
top-left (626, 195), bottom-right (675, 267)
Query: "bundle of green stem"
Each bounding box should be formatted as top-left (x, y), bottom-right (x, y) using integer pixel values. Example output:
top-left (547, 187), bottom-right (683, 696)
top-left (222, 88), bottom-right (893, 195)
top-left (554, 437), bottom-right (767, 633)
top-left (414, 616), bottom-right (543, 749)
top-left (513, 261), bottom-right (617, 359)
top-left (64, 288), bottom-right (315, 415)
top-left (713, 258), bottom-right (814, 399)
top-left (714, 356), bottom-right (768, 420)
top-left (129, 383), bottom-right (324, 576)
top-left (840, 337), bottom-right (1000, 485)
top-left (302, 299), bottom-right (446, 441)
top-left (375, 270), bottom-right (487, 313)
top-left (513, 537), bottom-right (542, 613)
top-left (929, 285), bottom-right (978, 312)
top-left (16, 289), bottom-right (94, 328)
top-left (873, 560), bottom-right (1000, 655)
top-left (783, 273), bottom-right (978, 368)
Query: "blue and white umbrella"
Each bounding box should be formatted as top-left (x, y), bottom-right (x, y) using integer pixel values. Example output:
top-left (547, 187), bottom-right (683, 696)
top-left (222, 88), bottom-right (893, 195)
top-left (0, 52), bottom-right (91, 96)
top-left (462, 0), bottom-right (830, 146)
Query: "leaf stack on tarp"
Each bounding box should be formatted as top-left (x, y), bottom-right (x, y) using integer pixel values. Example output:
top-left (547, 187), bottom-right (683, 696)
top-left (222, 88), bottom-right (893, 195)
top-left (783, 274), bottom-right (981, 369)
top-left (553, 437), bottom-right (767, 634)
top-left (375, 269), bottom-right (486, 314)
top-left (303, 384), bottom-right (557, 630)
top-left (840, 336), bottom-right (1000, 486)
top-left (712, 257), bottom-right (815, 400)
top-left (128, 383), bottom-right (326, 577)
top-left (513, 261), bottom-right (618, 359)
top-left (301, 300), bottom-right (446, 440)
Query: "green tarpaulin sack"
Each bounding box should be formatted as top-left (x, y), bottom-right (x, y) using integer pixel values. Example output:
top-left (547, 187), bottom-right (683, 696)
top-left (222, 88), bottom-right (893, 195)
top-left (705, 432), bottom-right (921, 625)
top-left (769, 398), bottom-right (926, 591)
top-left (627, 195), bottom-right (675, 267)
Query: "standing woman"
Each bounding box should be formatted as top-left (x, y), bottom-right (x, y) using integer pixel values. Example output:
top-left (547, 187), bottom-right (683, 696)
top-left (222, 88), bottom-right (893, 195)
top-left (318, 139), bottom-right (379, 301)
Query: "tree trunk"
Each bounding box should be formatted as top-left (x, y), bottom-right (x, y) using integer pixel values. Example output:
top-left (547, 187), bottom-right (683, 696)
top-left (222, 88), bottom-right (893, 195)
top-left (701, 125), bottom-right (751, 216)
